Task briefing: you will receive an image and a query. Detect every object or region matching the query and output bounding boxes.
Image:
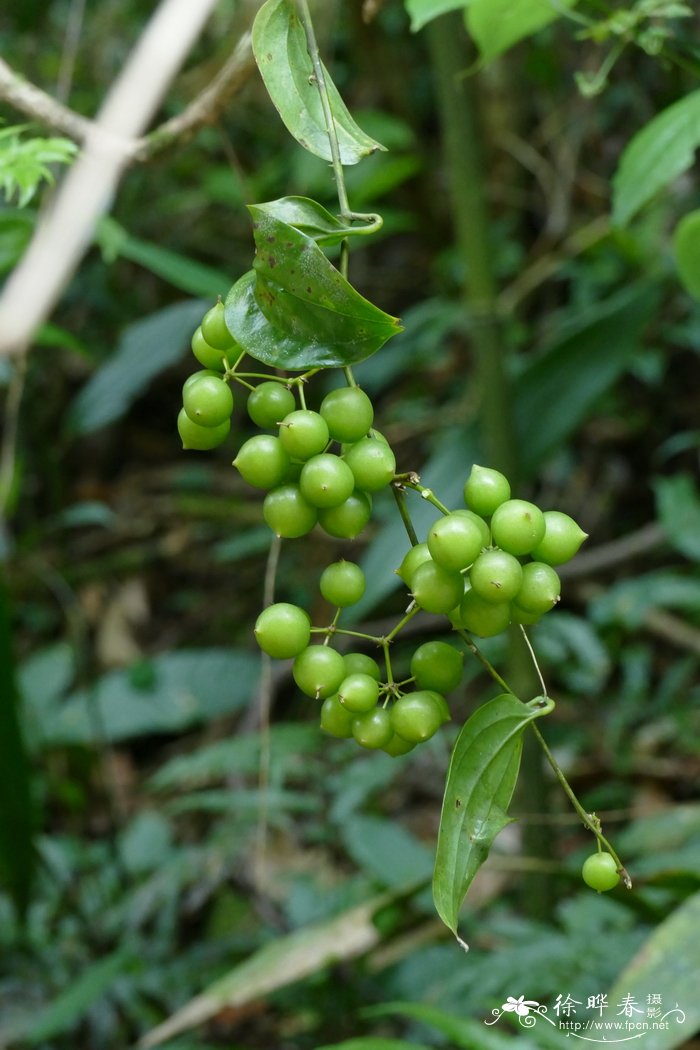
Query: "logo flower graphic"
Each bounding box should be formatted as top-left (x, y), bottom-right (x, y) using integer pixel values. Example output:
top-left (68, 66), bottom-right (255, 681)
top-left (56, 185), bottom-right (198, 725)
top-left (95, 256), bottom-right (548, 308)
top-left (501, 995), bottom-right (540, 1017)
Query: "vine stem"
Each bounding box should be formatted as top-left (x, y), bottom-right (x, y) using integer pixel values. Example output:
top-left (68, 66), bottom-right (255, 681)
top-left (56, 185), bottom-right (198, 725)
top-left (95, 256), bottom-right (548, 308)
top-left (391, 484), bottom-right (420, 546)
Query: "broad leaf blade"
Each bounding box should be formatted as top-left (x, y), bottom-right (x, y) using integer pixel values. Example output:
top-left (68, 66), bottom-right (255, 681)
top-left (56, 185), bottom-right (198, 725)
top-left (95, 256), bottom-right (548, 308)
top-left (612, 89), bottom-right (700, 227)
top-left (405, 0), bottom-right (473, 33)
top-left (466, 0), bottom-right (577, 62)
top-left (433, 693), bottom-right (552, 934)
top-left (252, 0), bottom-right (385, 165)
top-left (654, 473), bottom-right (700, 562)
top-left (673, 208), bottom-right (700, 300)
top-left (254, 196), bottom-right (381, 246)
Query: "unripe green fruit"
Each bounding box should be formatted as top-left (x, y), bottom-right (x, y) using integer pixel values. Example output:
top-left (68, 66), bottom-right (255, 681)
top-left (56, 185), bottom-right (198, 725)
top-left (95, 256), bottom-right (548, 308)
top-left (320, 694), bottom-right (355, 738)
top-left (582, 851), bottom-right (620, 892)
top-left (263, 484), bottom-right (317, 538)
top-left (427, 513), bottom-right (483, 572)
top-left (320, 386), bottom-right (374, 443)
top-left (247, 381), bottom-right (296, 429)
top-left (178, 408), bottom-right (230, 451)
top-left (318, 491), bottom-right (372, 539)
top-left (191, 326), bottom-right (226, 370)
top-left (396, 543), bottom-right (432, 586)
top-left (463, 464), bottom-right (511, 517)
top-left (254, 603), bottom-right (310, 658)
top-left (343, 652), bottom-right (381, 680)
top-left (490, 499), bottom-right (546, 556)
top-left (352, 707), bottom-right (393, 749)
top-left (299, 453), bottom-right (355, 509)
top-left (183, 369), bottom-right (221, 394)
top-left (509, 602), bottom-right (543, 626)
top-left (453, 509), bottom-right (490, 547)
top-left (391, 691), bottom-right (444, 743)
top-left (531, 510), bottom-right (588, 565)
top-left (338, 672), bottom-right (380, 713)
top-left (343, 437), bottom-right (396, 492)
top-left (424, 689), bottom-right (451, 724)
top-left (233, 435), bottom-right (290, 489)
top-left (183, 375), bottom-right (233, 428)
top-left (278, 409), bottom-right (329, 460)
top-left (469, 550), bottom-right (523, 604)
top-left (201, 301), bottom-right (236, 350)
top-left (293, 645), bottom-right (346, 699)
top-left (514, 561), bottom-right (561, 615)
top-left (411, 560), bottom-right (464, 615)
top-left (320, 561), bottom-right (366, 607)
top-left (410, 641), bottom-right (463, 694)
top-left (459, 588), bottom-right (511, 637)
top-left (382, 734), bottom-right (416, 756)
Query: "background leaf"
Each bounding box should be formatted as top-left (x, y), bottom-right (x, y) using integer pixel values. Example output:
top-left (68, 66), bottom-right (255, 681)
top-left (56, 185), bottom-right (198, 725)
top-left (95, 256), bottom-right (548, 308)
top-left (405, 0), bottom-right (472, 33)
top-left (654, 473), bottom-right (700, 562)
top-left (466, 0), bottom-right (578, 62)
top-left (672, 208), bottom-right (700, 300)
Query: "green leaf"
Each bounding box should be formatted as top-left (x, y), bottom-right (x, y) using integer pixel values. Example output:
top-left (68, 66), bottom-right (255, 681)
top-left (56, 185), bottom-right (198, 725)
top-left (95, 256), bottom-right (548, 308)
top-left (224, 209), bottom-right (402, 370)
top-left (612, 89), bottom-right (700, 227)
top-left (673, 209), bottom-right (700, 300)
top-left (341, 815), bottom-right (434, 889)
top-left (254, 196), bottom-right (382, 246)
top-left (433, 693), bottom-right (553, 934)
top-left (252, 0), bottom-right (385, 165)
top-left (606, 891), bottom-right (700, 1050)
top-left (590, 571), bottom-right (700, 629)
top-left (405, 0), bottom-right (472, 33)
top-left (654, 472), bottom-right (700, 561)
top-left (366, 1001), bottom-right (532, 1050)
top-left (68, 299), bottom-right (206, 434)
top-left (466, 0), bottom-right (577, 62)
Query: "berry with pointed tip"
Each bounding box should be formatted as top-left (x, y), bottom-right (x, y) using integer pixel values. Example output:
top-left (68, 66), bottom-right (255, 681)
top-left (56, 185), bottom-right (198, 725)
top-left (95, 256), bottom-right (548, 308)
top-left (183, 375), bottom-right (233, 428)
top-left (233, 435), bottom-right (289, 489)
top-left (293, 645), bottom-right (346, 699)
top-left (411, 560), bottom-right (464, 615)
top-left (178, 408), bottom-right (230, 451)
top-left (463, 465), bottom-right (511, 517)
top-left (191, 326), bottom-right (226, 370)
top-left (396, 543), bottom-right (432, 586)
top-left (201, 301), bottom-right (236, 350)
top-left (514, 562), bottom-right (561, 615)
top-left (531, 510), bottom-right (588, 565)
top-left (338, 672), bottom-right (380, 713)
top-left (490, 499), bottom-right (546, 556)
top-left (299, 453), bottom-right (355, 509)
top-left (263, 484), bottom-right (317, 538)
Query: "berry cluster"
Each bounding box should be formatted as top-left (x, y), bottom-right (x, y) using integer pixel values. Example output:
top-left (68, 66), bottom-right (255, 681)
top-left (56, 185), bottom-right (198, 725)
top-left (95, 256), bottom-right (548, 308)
top-left (177, 302), bottom-right (238, 450)
top-left (398, 465), bottom-right (588, 637)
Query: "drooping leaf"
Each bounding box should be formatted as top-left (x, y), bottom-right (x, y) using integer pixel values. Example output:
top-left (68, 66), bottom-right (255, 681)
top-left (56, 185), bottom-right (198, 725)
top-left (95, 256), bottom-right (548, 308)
top-left (606, 891), bottom-right (700, 1050)
top-left (466, 0), bottom-right (578, 62)
top-left (225, 208), bottom-right (402, 370)
top-left (252, 0), bottom-right (385, 165)
top-left (253, 196), bottom-right (382, 246)
top-left (433, 693), bottom-right (553, 934)
top-left (673, 209), bottom-right (700, 300)
top-left (68, 299), bottom-right (206, 434)
top-left (654, 473), bottom-right (700, 561)
top-left (405, 0), bottom-right (473, 33)
top-left (612, 89), bottom-right (700, 227)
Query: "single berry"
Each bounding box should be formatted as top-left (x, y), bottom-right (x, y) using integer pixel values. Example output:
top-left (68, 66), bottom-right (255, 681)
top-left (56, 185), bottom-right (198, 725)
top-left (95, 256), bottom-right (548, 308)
top-left (263, 484), bottom-right (317, 538)
top-left (233, 435), bottom-right (289, 490)
top-left (352, 707), bottom-right (393, 749)
top-left (183, 369), bottom-right (221, 394)
top-left (191, 326), bottom-right (226, 371)
top-left (320, 694), bottom-right (355, 738)
top-left (320, 561), bottom-right (366, 607)
top-left (343, 437), bottom-right (396, 492)
top-left (510, 602), bottom-right (543, 626)
top-left (490, 499), bottom-right (546, 556)
top-left (247, 381), bottom-right (296, 429)
top-left (318, 491), bottom-right (372, 539)
top-left (254, 603), bottom-right (310, 658)
top-left (293, 645), bottom-right (346, 699)
top-left (382, 734), bottom-right (416, 756)
top-left (343, 652), bottom-right (381, 680)
top-left (463, 465), bottom-right (511, 517)
top-left (178, 408), bottom-right (230, 451)
top-left (453, 509), bottom-right (490, 547)
top-left (201, 301), bottom-right (236, 351)
top-left (278, 409), bottom-right (329, 461)
top-left (469, 549), bottom-right (523, 604)
top-left (396, 543), bottom-right (432, 586)
top-left (531, 510), bottom-right (588, 565)
top-left (582, 851), bottom-right (620, 892)
top-left (182, 375), bottom-right (234, 428)
top-left (410, 641), bottom-right (463, 694)
top-left (391, 691), bottom-right (444, 743)
top-left (459, 588), bottom-right (511, 637)
top-left (299, 453), bottom-right (355, 509)
top-left (338, 672), bottom-right (380, 713)
top-left (411, 560), bottom-right (464, 615)
top-left (427, 512), bottom-right (483, 572)
top-left (320, 386), bottom-right (374, 443)
top-left (514, 561), bottom-right (561, 615)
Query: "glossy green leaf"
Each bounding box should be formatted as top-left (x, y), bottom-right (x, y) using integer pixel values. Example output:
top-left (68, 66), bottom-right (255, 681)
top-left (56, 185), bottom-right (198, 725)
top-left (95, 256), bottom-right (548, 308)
top-left (606, 891), bottom-right (700, 1050)
top-left (433, 693), bottom-right (553, 934)
top-left (254, 196), bottom-right (382, 246)
top-left (654, 472), bottom-right (700, 561)
top-left (673, 209), bottom-right (700, 300)
top-left (466, 0), bottom-right (577, 61)
top-left (252, 0), bottom-right (385, 165)
top-left (612, 89), bottom-right (700, 227)
top-left (405, 0), bottom-right (472, 32)
top-left (225, 209), bottom-right (402, 370)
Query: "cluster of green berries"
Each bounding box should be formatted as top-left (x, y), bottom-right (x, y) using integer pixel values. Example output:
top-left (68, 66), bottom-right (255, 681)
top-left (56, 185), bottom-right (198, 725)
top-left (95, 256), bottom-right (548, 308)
top-left (177, 302), bottom-right (239, 450)
top-left (397, 465), bottom-right (588, 637)
top-left (253, 563), bottom-right (464, 756)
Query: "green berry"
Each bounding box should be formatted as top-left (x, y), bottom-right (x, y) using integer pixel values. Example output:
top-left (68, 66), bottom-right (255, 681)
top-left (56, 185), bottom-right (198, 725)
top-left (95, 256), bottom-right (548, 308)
top-left (318, 491), bottom-right (372, 539)
top-left (263, 484), bottom-right (317, 538)
top-left (352, 707), bottom-right (393, 749)
top-left (411, 560), bottom-right (464, 615)
top-left (531, 510), bottom-right (588, 565)
top-left (293, 645), bottom-right (346, 699)
top-left (469, 549), bottom-right (523, 604)
top-left (201, 301), bottom-right (235, 351)
top-left (183, 369), bottom-right (221, 394)
top-left (459, 588), bottom-right (511, 637)
top-left (396, 543), bottom-right (432, 586)
top-left (343, 437), bottom-right (396, 492)
top-left (233, 435), bottom-right (290, 489)
top-left (490, 499), bottom-right (546, 556)
top-left (182, 375), bottom-right (233, 428)
top-left (514, 562), bottom-right (561, 615)
top-left (278, 410), bottom-right (329, 461)
top-left (427, 512), bottom-right (483, 572)
top-left (454, 509), bottom-right (490, 547)
top-left (410, 641), bottom-right (463, 693)
top-left (382, 734), bottom-right (416, 756)
top-left (463, 465), bottom-right (511, 517)
top-left (343, 652), bottom-right (381, 680)
top-left (247, 381), bottom-right (296, 429)
top-left (338, 673), bottom-right (380, 713)
top-left (320, 386), bottom-right (374, 443)
top-left (320, 694), bottom-right (355, 738)
top-left (509, 602), bottom-right (543, 626)
top-left (254, 603), bottom-right (310, 658)
top-left (191, 326), bottom-right (226, 371)
top-left (391, 691), bottom-right (444, 743)
top-left (320, 561), bottom-right (366, 607)
top-left (299, 453), bottom-right (355, 509)
top-left (177, 408), bottom-right (230, 451)
top-left (582, 851), bottom-right (620, 892)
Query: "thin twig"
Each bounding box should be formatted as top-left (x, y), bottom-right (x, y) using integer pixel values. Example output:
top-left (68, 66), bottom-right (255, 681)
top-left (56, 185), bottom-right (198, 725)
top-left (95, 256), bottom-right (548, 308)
top-left (254, 535), bottom-right (282, 891)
